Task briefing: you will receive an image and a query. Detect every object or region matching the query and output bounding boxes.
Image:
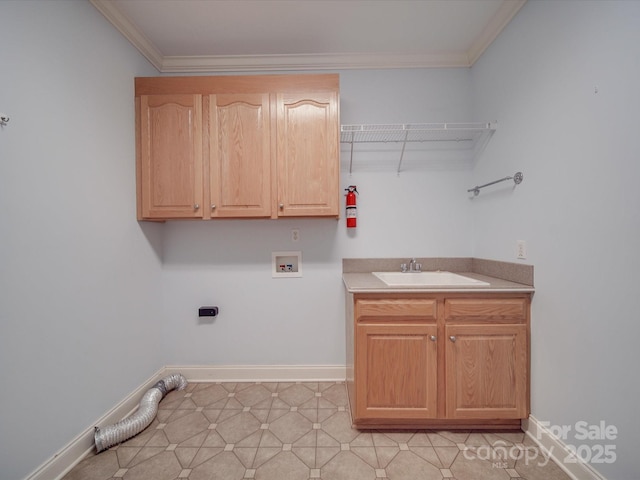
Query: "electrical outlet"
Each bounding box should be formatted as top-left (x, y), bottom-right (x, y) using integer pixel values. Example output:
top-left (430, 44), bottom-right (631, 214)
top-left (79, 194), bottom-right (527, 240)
top-left (291, 228), bottom-right (300, 242)
top-left (516, 240), bottom-right (527, 260)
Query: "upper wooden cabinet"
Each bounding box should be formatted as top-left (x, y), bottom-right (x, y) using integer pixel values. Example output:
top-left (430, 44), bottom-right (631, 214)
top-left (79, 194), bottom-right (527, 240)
top-left (135, 74), bottom-right (340, 220)
top-left (138, 94), bottom-right (204, 219)
top-left (209, 93), bottom-right (272, 218)
top-left (276, 91), bottom-right (339, 217)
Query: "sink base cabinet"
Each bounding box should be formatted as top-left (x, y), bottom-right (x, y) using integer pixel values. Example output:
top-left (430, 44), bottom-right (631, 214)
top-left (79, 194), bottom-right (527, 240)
top-left (346, 292), bottom-right (531, 429)
top-left (445, 324), bottom-right (528, 420)
top-left (355, 324), bottom-right (438, 420)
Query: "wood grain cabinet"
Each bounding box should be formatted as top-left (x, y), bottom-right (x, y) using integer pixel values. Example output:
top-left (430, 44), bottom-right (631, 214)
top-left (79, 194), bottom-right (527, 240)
top-left (209, 93), bottom-right (272, 218)
top-left (135, 74), bottom-right (339, 220)
top-left (444, 298), bottom-right (529, 420)
top-left (138, 94), bottom-right (204, 219)
top-left (276, 91), bottom-right (339, 217)
top-left (354, 298), bottom-right (439, 421)
top-left (346, 293), bottom-right (531, 429)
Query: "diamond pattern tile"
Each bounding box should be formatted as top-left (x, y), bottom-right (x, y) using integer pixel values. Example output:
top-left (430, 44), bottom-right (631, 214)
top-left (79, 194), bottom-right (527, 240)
top-left (62, 382), bottom-right (573, 480)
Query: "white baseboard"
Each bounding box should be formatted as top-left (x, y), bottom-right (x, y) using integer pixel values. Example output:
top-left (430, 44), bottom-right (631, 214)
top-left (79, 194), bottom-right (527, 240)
top-left (25, 367), bottom-right (167, 480)
top-left (25, 364), bottom-right (346, 480)
top-left (522, 415), bottom-right (608, 480)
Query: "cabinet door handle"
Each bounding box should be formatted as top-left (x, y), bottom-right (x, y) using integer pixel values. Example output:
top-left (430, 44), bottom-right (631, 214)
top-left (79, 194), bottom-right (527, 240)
top-left (211, 204), bottom-right (216, 210)
top-left (194, 204), bottom-right (200, 211)
top-left (449, 336), bottom-right (456, 342)
top-left (429, 335), bottom-right (437, 342)
top-left (279, 203), bottom-right (284, 210)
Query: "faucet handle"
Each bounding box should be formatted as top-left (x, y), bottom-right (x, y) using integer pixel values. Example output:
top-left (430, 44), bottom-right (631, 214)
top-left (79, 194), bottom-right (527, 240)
top-left (400, 263), bottom-right (408, 272)
top-left (414, 263), bottom-right (422, 272)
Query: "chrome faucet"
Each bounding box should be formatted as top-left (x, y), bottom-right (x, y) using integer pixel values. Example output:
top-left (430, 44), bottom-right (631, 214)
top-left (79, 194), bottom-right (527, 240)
top-left (401, 258), bottom-right (422, 272)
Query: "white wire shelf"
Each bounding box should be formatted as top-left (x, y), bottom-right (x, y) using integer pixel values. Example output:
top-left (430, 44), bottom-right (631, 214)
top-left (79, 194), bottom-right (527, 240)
top-left (340, 122), bottom-right (496, 173)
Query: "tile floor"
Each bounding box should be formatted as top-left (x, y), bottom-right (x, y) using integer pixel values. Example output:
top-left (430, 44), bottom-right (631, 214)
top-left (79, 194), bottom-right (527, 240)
top-left (63, 381), bottom-right (571, 480)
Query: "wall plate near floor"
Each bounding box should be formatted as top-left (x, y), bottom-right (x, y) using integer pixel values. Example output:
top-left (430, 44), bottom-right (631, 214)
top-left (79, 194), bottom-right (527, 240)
top-left (272, 251), bottom-right (302, 278)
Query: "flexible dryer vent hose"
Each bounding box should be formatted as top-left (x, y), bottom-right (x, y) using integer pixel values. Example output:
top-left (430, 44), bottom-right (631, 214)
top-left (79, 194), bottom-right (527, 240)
top-left (94, 373), bottom-right (188, 453)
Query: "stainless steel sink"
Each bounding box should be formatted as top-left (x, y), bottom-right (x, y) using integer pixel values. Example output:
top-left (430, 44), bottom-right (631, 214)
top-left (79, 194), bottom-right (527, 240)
top-left (373, 271), bottom-right (490, 287)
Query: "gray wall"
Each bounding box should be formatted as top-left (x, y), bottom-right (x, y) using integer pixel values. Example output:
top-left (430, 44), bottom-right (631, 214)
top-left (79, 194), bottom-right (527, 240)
top-left (2, 0), bottom-right (638, 478)
top-left (0, 1), bottom-right (161, 478)
top-left (471, 1), bottom-right (640, 478)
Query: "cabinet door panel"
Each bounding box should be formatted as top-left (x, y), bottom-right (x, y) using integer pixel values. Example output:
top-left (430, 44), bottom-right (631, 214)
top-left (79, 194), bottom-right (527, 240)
top-left (139, 94), bottom-right (203, 218)
top-left (276, 92), bottom-right (339, 217)
top-left (445, 324), bottom-right (528, 419)
top-left (209, 94), bottom-right (271, 217)
top-left (355, 324), bottom-right (437, 419)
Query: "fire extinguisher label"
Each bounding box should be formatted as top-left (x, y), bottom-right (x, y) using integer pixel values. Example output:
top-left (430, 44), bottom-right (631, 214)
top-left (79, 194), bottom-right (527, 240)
top-left (346, 206), bottom-right (357, 218)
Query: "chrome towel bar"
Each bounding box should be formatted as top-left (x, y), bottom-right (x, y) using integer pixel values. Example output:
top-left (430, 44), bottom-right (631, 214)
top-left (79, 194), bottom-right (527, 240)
top-left (468, 171), bottom-right (523, 196)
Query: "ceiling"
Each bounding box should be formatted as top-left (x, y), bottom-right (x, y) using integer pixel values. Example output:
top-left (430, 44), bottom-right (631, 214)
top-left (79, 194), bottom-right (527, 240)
top-left (90, 0), bottom-right (526, 73)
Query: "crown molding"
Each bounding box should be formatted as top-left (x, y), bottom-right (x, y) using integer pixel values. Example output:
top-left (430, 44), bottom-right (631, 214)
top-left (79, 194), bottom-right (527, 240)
top-left (160, 52), bottom-right (472, 73)
top-left (89, 0), bottom-right (164, 71)
top-left (91, 0), bottom-right (527, 73)
top-left (467, 0), bottom-right (527, 65)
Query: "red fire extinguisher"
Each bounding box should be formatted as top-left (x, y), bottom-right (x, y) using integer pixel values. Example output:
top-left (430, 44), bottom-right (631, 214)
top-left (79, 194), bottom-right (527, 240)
top-left (345, 185), bottom-right (358, 228)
